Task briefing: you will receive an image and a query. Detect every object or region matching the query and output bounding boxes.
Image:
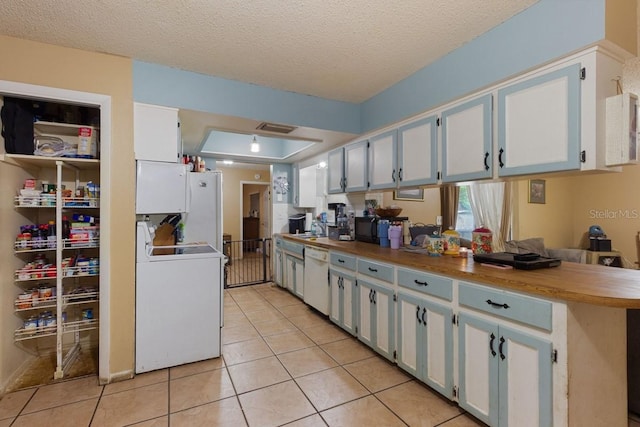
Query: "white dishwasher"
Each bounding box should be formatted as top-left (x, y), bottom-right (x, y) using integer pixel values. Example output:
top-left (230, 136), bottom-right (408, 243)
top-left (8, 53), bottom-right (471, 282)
top-left (303, 246), bottom-right (329, 315)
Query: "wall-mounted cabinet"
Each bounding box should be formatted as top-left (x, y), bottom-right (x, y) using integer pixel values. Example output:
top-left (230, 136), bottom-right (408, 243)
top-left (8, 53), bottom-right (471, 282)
top-left (368, 130), bottom-right (397, 190)
top-left (293, 164), bottom-right (317, 208)
top-left (134, 102), bottom-right (180, 163)
top-left (441, 94), bottom-right (493, 183)
top-left (323, 46), bottom-right (622, 190)
top-left (344, 140), bottom-right (369, 192)
top-left (397, 116), bottom-right (438, 187)
top-left (497, 64), bottom-right (582, 176)
top-left (327, 147), bottom-right (345, 194)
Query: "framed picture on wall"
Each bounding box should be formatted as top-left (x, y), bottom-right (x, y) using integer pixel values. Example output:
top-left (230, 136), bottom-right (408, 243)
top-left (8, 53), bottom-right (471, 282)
top-left (528, 179), bottom-right (546, 204)
top-left (394, 188), bottom-right (424, 201)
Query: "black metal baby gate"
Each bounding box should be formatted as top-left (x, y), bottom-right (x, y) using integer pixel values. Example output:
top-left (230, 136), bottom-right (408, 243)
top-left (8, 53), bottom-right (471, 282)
top-left (223, 238), bottom-right (272, 288)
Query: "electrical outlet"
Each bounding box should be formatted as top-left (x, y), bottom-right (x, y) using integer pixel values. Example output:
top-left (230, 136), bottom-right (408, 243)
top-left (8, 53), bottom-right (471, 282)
top-left (436, 216), bottom-right (443, 226)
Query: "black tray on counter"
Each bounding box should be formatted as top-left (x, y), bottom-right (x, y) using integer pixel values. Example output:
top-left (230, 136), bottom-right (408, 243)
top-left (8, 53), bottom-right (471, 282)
top-left (473, 252), bottom-right (561, 270)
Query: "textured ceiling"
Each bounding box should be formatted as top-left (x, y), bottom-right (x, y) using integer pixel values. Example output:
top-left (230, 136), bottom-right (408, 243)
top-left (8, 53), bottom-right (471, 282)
top-left (0, 0), bottom-right (537, 103)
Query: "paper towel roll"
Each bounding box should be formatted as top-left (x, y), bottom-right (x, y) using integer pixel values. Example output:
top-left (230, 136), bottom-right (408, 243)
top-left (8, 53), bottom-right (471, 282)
top-left (304, 212), bottom-right (313, 231)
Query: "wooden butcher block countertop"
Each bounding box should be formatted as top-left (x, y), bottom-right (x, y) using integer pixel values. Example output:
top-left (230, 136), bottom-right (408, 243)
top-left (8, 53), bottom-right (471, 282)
top-left (281, 234), bottom-right (640, 308)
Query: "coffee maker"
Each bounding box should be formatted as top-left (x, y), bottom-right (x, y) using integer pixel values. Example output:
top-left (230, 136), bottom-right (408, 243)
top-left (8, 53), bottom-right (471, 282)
top-left (327, 203), bottom-right (346, 226)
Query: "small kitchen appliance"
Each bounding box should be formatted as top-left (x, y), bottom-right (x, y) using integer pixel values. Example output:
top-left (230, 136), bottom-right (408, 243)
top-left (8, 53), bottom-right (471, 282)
top-left (327, 203), bottom-right (346, 226)
top-left (355, 216), bottom-right (408, 244)
top-left (288, 215), bottom-right (305, 234)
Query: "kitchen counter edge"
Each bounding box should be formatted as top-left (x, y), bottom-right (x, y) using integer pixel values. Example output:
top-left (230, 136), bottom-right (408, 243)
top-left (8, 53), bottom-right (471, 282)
top-left (279, 234), bottom-right (640, 308)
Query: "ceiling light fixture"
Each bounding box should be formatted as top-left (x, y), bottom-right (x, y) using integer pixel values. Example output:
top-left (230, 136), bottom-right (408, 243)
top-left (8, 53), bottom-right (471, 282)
top-left (223, 160), bottom-right (234, 165)
top-left (250, 136), bottom-right (260, 153)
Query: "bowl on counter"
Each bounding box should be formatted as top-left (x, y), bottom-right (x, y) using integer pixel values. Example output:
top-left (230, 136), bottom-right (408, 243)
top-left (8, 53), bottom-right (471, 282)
top-left (375, 207), bottom-right (403, 217)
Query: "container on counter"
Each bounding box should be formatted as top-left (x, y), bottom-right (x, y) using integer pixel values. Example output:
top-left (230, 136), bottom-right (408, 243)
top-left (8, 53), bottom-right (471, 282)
top-left (427, 236), bottom-right (445, 256)
top-left (378, 220), bottom-right (390, 247)
top-left (443, 228), bottom-right (461, 255)
top-left (389, 225), bottom-right (402, 249)
top-left (471, 226), bottom-right (493, 254)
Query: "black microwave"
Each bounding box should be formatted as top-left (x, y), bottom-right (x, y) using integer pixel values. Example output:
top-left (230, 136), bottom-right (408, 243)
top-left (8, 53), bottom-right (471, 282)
top-left (354, 216), bottom-right (408, 244)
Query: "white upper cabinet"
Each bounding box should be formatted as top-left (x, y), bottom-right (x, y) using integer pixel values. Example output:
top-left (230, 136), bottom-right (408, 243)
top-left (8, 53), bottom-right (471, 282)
top-left (134, 102), bottom-right (180, 163)
top-left (368, 130), bottom-right (397, 190)
top-left (327, 147), bottom-right (345, 194)
top-left (398, 115), bottom-right (438, 187)
top-left (496, 48), bottom-right (622, 176)
top-left (324, 48), bottom-right (622, 188)
top-left (344, 140), bottom-right (369, 192)
top-left (497, 64), bottom-right (581, 176)
top-left (294, 164), bottom-right (317, 208)
top-left (441, 94), bottom-right (493, 183)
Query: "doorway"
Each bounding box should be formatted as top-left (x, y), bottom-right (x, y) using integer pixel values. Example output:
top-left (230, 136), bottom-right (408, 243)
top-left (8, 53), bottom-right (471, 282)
top-left (225, 181), bottom-right (271, 287)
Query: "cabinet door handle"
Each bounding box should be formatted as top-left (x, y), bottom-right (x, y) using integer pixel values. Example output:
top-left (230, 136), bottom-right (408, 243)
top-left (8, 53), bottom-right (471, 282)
top-left (483, 152), bottom-right (490, 171)
top-left (338, 259), bottom-right (345, 263)
top-left (421, 307), bottom-right (426, 325)
top-left (486, 299), bottom-right (510, 309)
top-left (489, 333), bottom-right (497, 357)
top-left (373, 290), bottom-right (377, 304)
top-left (368, 267), bottom-right (378, 273)
top-left (498, 148), bottom-right (505, 168)
top-left (416, 305), bottom-right (421, 324)
top-left (499, 336), bottom-right (506, 361)
top-left (369, 289), bottom-right (373, 303)
top-left (414, 279), bottom-right (428, 286)
top-left (392, 169), bottom-right (396, 183)
top-left (398, 168), bottom-right (403, 181)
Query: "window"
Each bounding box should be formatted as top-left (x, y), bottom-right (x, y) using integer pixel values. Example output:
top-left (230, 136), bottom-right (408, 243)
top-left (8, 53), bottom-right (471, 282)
top-left (456, 185), bottom-right (473, 240)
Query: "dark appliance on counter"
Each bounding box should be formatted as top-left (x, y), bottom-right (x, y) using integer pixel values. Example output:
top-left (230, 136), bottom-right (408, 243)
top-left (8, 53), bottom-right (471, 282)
top-left (354, 216), bottom-right (408, 244)
top-left (288, 215), bottom-right (305, 234)
top-left (472, 252), bottom-right (561, 270)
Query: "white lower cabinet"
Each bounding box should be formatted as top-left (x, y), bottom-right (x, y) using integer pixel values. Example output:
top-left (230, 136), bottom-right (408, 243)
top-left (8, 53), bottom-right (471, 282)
top-left (457, 313), bottom-right (553, 427)
top-left (285, 254), bottom-right (304, 298)
top-left (397, 292), bottom-right (453, 398)
top-left (274, 247), bottom-right (284, 287)
top-left (329, 270), bottom-right (356, 335)
top-left (457, 282), bottom-right (554, 427)
top-left (357, 279), bottom-right (395, 361)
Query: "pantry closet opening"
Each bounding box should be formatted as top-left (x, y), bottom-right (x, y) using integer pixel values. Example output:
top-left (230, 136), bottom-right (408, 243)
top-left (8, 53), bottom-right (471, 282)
top-left (0, 81), bottom-right (111, 392)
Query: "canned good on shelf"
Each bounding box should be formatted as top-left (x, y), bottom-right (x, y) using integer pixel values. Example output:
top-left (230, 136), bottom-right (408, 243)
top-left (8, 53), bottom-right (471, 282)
top-left (24, 316), bottom-right (38, 334)
top-left (17, 293), bottom-right (32, 309)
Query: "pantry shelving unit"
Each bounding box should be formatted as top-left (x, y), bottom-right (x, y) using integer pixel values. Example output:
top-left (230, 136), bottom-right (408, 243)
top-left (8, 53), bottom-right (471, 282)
top-left (3, 151), bottom-right (100, 379)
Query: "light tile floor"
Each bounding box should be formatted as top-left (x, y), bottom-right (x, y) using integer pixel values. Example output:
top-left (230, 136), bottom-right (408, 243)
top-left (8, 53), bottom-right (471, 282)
top-left (0, 282), bottom-right (637, 426)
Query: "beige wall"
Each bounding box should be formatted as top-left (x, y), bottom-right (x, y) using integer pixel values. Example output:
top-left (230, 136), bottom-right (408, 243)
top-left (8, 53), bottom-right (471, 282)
top-left (381, 187), bottom-right (441, 225)
top-left (217, 166), bottom-right (270, 242)
top-left (606, 0), bottom-right (638, 56)
top-left (512, 177), bottom-right (577, 249)
top-left (0, 35), bottom-right (134, 386)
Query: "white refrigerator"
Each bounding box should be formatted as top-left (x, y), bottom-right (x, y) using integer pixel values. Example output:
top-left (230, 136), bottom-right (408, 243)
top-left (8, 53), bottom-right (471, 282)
top-left (183, 171), bottom-right (223, 251)
top-left (135, 161), bottom-right (225, 373)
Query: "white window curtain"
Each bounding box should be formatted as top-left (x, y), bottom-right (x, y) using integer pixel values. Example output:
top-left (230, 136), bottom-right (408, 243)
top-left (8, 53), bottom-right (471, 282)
top-left (468, 182), bottom-right (512, 252)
